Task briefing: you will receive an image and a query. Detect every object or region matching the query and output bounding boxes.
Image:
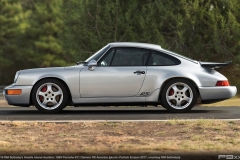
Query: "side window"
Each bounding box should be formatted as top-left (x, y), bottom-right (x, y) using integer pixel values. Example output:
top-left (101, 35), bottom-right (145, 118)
top-left (98, 49), bottom-right (115, 66)
top-left (148, 51), bottom-right (181, 66)
top-left (111, 48), bottom-right (150, 66)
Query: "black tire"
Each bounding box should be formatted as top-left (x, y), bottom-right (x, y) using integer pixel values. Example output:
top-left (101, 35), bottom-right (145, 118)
top-left (161, 78), bottom-right (197, 113)
top-left (31, 78), bottom-right (69, 113)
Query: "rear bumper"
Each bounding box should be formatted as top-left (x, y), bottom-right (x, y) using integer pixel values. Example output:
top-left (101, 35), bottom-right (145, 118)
top-left (199, 86), bottom-right (237, 102)
top-left (3, 84), bottom-right (32, 106)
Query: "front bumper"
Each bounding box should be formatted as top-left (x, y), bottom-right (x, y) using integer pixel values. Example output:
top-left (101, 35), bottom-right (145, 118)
top-left (3, 84), bottom-right (33, 106)
top-left (199, 86), bottom-right (237, 102)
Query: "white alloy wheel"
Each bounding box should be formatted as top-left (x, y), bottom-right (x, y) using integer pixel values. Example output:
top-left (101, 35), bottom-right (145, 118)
top-left (166, 82), bottom-right (193, 109)
top-left (36, 83), bottom-right (63, 110)
top-left (161, 79), bottom-right (197, 113)
top-left (32, 79), bottom-right (69, 113)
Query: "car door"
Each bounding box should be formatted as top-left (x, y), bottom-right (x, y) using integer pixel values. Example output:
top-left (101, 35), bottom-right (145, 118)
top-left (80, 47), bottom-right (150, 98)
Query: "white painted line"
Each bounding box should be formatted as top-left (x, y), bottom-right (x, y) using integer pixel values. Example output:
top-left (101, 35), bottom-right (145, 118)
top-left (0, 119), bottom-right (240, 123)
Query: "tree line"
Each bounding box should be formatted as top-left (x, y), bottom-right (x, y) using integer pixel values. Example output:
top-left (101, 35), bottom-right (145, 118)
top-left (1, 0), bottom-right (240, 91)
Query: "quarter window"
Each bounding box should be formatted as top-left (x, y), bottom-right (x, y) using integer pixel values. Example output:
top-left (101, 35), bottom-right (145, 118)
top-left (148, 51), bottom-right (181, 66)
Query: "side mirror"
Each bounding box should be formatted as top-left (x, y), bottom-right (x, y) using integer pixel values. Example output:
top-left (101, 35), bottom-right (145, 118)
top-left (88, 60), bottom-right (97, 71)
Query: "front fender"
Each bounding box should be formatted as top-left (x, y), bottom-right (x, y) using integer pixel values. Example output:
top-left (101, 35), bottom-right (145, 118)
top-left (15, 66), bottom-right (84, 98)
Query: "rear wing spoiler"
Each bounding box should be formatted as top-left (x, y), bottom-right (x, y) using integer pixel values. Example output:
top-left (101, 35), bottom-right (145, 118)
top-left (199, 61), bottom-right (232, 69)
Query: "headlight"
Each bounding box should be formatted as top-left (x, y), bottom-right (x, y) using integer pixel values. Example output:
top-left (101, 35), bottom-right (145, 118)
top-left (14, 71), bottom-right (20, 83)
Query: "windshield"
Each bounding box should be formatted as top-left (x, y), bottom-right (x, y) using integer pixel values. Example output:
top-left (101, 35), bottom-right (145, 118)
top-left (85, 45), bottom-right (110, 63)
top-left (162, 49), bottom-right (197, 63)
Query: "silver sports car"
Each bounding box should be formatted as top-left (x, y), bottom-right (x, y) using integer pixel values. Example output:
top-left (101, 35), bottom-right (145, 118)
top-left (3, 42), bottom-right (237, 113)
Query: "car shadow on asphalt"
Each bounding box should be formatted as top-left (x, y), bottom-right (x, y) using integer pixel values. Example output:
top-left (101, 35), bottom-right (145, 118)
top-left (0, 109), bottom-right (225, 115)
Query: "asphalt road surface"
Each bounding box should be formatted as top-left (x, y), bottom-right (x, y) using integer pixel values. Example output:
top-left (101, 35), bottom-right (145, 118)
top-left (0, 106), bottom-right (239, 121)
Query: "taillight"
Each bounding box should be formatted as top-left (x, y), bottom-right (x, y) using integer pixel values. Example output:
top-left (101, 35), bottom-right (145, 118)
top-left (216, 80), bottom-right (230, 86)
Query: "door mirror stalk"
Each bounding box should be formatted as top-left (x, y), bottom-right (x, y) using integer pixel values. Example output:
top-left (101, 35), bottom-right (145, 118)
top-left (88, 60), bottom-right (97, 71)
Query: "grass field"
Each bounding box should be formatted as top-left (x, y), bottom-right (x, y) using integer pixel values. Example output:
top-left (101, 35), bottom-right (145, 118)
top-left (0, 120), bottom-right (240, 154)
top-left (0, 97), bottom-right (239, 155)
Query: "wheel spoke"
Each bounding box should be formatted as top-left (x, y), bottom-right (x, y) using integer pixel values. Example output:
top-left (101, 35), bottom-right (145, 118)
top-left (38, 91), bottom-right (45, 96)
top-left (183, 96), bottom-right (191, 102)
top-left (181, 86), bottom-right (188, 94)
top-left (172, 85), bottom-right (178, 92)
top-left (167, 95), bottom-right (175, 101)
top-left (47, 84), bottom-right (53, 92)
top-left (51, 99), bottom-right (58, 105)
top-left (176, 100), bottom-right (182, 107)
top-left (54, 90), bottom-right (62, 96)
top-left (42, 99), bottom-right (48, 105)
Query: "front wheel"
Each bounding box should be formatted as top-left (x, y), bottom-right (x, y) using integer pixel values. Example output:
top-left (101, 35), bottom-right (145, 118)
top-left (161, 79), bottom-right (197, 113)
top-left (32, 79), bottom-right (69, 113)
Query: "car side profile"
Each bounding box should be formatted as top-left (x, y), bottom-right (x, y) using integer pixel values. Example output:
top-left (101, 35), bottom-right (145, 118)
top-left (3, 42), bottom-right (237, 113)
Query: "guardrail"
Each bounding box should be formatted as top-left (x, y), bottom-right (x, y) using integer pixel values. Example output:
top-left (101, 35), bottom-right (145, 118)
top-left (0, 86), bottom-right (6, 96)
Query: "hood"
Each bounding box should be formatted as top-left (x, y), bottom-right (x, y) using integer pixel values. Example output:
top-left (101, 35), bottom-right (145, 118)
top-left (20, 67), bottom-right (65, 73)
top-left (19, 65), bottom-right (84, 73)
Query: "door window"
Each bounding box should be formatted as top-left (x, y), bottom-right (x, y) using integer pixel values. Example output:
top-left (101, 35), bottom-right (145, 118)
top-left (98, 48), bottom-right (115, 66)
top-left (98, 47), bottom-right (150, 66)
top-left (111, 48), bottom-right (150, 66)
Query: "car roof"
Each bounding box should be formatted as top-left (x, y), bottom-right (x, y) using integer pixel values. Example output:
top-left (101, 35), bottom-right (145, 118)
top-left (108, 42), bottom-right (162, 50)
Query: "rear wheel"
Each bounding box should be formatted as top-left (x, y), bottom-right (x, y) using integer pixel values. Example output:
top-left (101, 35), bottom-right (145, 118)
top-left (161, 79), bottom-right (197, 113)
top-left (32, 79), bottom-right (69, 113)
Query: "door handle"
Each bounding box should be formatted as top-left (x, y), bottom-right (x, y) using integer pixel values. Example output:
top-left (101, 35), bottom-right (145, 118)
top-left (133, 70), bottom-right (145, 74)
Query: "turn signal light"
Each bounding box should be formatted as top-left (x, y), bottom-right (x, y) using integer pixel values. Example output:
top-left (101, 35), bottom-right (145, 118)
top-left (6, 89), bottom-right (22, 95)
top-left (216, 81), bottom-right (230, 86)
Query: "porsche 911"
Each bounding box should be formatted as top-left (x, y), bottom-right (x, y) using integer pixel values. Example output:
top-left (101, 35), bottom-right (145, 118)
top-left (3, 42), bottom-right (237, 113)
